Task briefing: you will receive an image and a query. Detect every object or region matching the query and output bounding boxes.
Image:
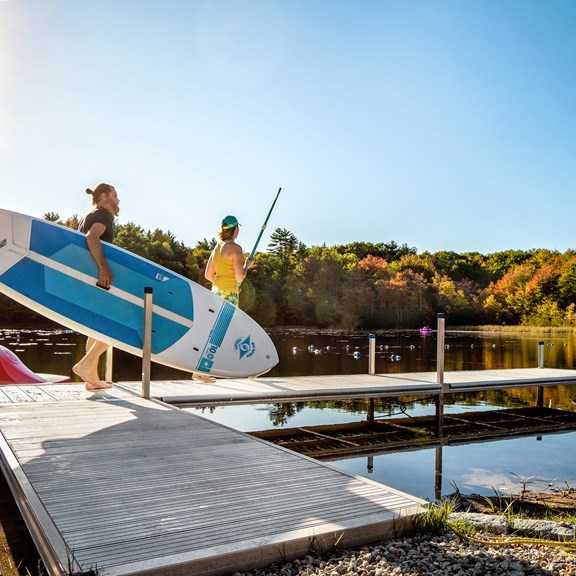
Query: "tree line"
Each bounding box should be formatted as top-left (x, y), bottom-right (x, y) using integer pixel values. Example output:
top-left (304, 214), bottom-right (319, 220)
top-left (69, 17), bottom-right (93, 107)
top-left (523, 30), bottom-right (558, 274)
top-left (2, 213), bottom-right (575, 330)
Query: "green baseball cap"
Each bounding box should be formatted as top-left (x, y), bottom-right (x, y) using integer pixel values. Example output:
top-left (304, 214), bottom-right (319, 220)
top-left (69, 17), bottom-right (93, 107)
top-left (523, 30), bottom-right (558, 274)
top-left (221, 215), bottom-right (240, 229)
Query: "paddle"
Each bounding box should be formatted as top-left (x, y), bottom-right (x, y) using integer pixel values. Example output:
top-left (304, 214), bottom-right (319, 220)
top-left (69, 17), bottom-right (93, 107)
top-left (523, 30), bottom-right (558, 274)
top-left (248, 187), bottom-right (282, 261)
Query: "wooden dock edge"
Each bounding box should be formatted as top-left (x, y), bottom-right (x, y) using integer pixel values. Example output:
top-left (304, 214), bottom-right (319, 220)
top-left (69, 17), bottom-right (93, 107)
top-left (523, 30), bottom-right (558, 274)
top-left (449, 374), bottom-right (576, 392)
top-left (146, 373), bottom-right (576, 407)
top-left (102, 507), bottom-right (424, 576)
top-left (0, 432), bottom-right (81, 576)
top-left (154, 385), bottom-right (440, 406)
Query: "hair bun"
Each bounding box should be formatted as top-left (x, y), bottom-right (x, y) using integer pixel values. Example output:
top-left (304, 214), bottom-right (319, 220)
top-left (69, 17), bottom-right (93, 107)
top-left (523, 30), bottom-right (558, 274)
top-left (85, 188), bottom-right (94, 196)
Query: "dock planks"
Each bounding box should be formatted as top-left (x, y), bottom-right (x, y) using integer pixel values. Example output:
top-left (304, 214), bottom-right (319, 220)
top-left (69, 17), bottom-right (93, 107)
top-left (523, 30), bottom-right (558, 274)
top-left (0, 386), bottom-right (425, 576)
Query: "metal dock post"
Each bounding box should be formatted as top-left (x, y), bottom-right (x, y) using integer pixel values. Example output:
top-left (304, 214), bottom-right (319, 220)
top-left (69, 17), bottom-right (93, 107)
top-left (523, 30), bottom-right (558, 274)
top-left (142, 287), bottom-right (153, 399)
top-left (537, 340), bottom-right (545, 407)
top-left (368, 333), bottom-right (376, 375)
top-left (436, 313), bottom-right (447, 435)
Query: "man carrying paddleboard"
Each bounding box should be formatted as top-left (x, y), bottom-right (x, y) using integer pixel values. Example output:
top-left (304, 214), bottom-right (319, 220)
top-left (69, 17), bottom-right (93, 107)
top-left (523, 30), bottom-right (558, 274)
top-left (205, 215), bottom-right (253, 307)
top-left (73, 183), bottom-right (120, 391)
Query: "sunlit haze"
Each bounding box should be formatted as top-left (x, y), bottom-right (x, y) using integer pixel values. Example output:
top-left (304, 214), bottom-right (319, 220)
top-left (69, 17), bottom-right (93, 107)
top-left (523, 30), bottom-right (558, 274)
top-left (1, 0), bottom-right (575, 254)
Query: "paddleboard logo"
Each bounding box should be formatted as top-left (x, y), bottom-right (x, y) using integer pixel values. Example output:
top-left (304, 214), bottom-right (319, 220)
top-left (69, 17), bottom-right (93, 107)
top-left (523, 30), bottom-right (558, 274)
top-left (235, 336), bottom-right (255, 360)
top-left (197, 303), bottom-right (236, 373)
top-left (198, 344), bottom-right (219, 372)
top-left (0, 238), bottom-right (6, 249)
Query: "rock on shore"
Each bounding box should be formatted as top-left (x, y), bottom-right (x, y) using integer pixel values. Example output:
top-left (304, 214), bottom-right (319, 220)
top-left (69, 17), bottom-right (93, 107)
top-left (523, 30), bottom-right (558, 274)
top-left (234, 531), bottom-right (576, 576)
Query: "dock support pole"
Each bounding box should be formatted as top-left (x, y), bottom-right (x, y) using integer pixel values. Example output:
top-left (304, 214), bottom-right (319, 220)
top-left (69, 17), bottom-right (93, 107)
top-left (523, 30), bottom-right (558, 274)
top-left (537, 341), bottom-right (545, 407)
top-left (435, 446), bottom-right (443, 501)
top-left (538, 341), bottom-right (544, 368)
top-left (367, 398), bottom-right (375, 423)
top-left (366, 334), bottom-right (376, 425)
top-left (436, 313), bottom-right (447, 435)
top-left (537, 386), bottom-right (544, 408)
top-left (142, 287), bottom-right (153, 399)
top-left (436, 314), bottom-right (446, 385)
top-left (105, 346), bottom-right (113, 383)
top-left (369, 333), bottom-right (376, 375)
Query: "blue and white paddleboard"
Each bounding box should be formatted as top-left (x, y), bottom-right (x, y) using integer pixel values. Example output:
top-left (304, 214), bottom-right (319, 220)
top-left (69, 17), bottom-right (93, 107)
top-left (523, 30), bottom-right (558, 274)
top-left (0, 208), bottom-right (278, 378)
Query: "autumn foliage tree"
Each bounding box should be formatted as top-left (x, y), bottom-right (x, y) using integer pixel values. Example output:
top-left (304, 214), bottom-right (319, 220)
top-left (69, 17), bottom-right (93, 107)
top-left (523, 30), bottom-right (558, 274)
top-left (3, 215), bottom-right (576, 330)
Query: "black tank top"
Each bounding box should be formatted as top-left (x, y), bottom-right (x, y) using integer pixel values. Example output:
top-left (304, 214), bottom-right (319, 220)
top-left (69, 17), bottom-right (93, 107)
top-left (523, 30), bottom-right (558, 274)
top-left (78, 206), bottom-right (115, 243)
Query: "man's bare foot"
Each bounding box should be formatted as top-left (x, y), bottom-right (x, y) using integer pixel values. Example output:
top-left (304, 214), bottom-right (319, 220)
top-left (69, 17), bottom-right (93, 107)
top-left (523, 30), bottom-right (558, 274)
top-left (193, 373), bottom-right (215, 383)
top-left (73, 364), bottom-right (111, 390)
top-left (85, 381), bottom-right (112, 391)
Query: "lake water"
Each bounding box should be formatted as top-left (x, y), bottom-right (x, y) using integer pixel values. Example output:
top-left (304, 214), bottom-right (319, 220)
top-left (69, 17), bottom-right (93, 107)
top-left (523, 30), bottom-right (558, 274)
top-left (2, 326), bottom-right (576, 501)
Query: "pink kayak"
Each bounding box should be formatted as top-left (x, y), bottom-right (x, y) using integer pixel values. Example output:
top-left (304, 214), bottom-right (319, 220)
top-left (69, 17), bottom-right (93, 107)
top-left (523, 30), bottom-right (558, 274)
top-left (0, 345), bottom-right (70, 385)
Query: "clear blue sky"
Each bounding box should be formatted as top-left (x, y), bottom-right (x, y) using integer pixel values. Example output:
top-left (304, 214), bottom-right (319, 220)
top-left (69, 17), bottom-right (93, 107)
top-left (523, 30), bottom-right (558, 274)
top-left (2, 0), bottom-right (575, 255)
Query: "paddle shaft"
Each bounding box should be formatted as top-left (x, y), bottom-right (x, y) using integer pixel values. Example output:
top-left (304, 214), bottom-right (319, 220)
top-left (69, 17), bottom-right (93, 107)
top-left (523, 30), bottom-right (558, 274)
top-left (248, 187), bottom-right (282, 260)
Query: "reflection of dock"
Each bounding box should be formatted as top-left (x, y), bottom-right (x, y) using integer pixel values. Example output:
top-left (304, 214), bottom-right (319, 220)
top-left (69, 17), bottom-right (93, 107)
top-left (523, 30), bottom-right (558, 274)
top-left (249, 406), bottom-right (576, 502)
top-left (113, 368), bottom-right (576, 406)
top-left (249, 407), bottom-right (576, 460)
top-left (0, 384), bottom-right (425, 576)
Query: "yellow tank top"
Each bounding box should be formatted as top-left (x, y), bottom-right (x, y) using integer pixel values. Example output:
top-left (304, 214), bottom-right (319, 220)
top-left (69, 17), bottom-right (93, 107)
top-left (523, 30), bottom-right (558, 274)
top-left (212, 242), bottom-right (239, 293)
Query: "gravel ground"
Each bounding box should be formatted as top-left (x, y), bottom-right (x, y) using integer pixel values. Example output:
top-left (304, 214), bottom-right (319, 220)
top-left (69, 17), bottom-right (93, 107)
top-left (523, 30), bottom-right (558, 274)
top-left (233, 532), bottom-right (576, 576)
top-left (231, 490), bottom-right (576, 576)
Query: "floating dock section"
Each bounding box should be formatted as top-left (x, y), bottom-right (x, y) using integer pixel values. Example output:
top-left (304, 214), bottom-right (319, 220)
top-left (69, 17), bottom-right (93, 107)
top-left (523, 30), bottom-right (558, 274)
top-left (115, 367), bottom-right (576, 405)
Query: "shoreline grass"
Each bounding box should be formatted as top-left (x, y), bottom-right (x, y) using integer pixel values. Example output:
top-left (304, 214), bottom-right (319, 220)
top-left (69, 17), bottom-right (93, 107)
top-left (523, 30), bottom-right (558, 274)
top-left (451, 325), bottom-right (576, 334)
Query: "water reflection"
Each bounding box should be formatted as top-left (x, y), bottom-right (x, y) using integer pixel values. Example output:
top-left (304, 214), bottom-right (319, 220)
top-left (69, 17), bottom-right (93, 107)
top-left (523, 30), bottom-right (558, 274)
top-left (188, 385), bottom-right (576, 502)
top-left (3, 326), bottom-right (576, 380)
top-left (267, 328), bottom-right (576, 377)
top-left (336, 431), bottom-right (576, 502)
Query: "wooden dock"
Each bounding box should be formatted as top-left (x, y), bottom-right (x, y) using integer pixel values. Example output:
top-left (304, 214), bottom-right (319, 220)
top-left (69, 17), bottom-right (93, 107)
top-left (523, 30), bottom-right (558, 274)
top-left (115, 367), bottom-right (576, 406)
top-left (2, 367), bottom-right (575, 575)
top-left (0, 384), bottom-right (425, 576)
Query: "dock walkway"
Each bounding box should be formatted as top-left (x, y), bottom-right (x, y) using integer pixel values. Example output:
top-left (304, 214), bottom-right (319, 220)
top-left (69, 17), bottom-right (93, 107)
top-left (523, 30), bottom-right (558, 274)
top-left (0, 384), bottom-right (425, 576)
top-left (116, 367), bottom-right (576, 406)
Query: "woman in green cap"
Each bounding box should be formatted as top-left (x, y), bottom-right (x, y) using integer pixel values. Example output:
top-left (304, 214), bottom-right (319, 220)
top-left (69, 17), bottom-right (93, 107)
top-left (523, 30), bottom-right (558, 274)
top-left (205, 215), bottom-right (253, 306)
